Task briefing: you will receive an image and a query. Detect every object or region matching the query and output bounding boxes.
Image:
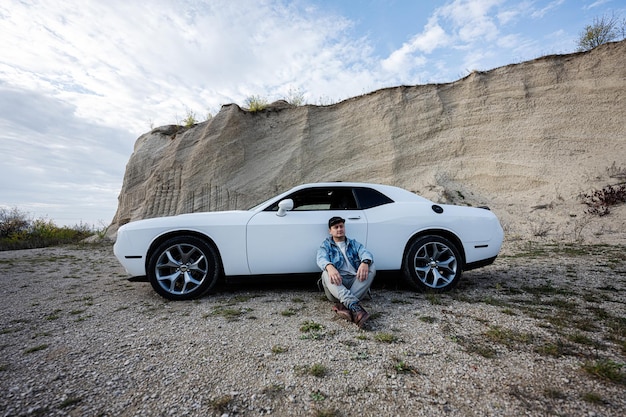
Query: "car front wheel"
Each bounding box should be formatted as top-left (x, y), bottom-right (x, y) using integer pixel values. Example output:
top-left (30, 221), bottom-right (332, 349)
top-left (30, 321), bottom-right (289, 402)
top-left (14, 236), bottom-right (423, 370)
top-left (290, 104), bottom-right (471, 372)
top-left (403, 235), bottom-right (462, 292)
top-left (147, 236), bottom-right (221, 300)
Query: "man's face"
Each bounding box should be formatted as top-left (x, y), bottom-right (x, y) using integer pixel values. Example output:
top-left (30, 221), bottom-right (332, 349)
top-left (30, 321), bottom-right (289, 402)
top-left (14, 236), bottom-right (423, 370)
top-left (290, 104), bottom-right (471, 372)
top-left (329, 222), bottom-right (346, 241)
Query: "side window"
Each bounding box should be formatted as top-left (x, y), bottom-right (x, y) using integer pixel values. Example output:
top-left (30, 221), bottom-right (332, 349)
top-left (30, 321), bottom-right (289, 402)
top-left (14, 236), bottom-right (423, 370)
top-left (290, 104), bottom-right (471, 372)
top-left (292, 188), bottom-right (332, 210)
top-left (264, 187), bottom-right (358, 211)
top-left (354, 187), bottom-right (394, 209)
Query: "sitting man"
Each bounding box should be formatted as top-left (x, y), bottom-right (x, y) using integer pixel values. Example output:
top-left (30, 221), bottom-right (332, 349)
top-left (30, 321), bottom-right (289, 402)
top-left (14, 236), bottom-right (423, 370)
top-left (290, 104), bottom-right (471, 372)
top-left (316, 216), bottom-right (376, 328)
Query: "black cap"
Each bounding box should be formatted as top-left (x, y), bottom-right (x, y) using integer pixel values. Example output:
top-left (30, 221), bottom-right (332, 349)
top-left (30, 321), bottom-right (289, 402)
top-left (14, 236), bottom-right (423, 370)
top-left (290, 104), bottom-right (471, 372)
top-left (328, 216), bottom-right (345, 228)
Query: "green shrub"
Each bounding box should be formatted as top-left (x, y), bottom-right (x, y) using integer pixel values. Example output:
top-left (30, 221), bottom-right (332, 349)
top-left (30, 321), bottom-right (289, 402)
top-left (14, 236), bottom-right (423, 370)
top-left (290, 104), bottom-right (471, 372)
top-left (0, 208), bottom-right (95, 251)
top-left (581, 184), bottom-right (626, 216)
top-left (0, 207), bottom-right (29, 238)
top-left (245, 95), bottom-right (268, 112)
top-left (308, 363), bottom-right (328, 377)
top-left (182, 108), bottom-right (197, 127)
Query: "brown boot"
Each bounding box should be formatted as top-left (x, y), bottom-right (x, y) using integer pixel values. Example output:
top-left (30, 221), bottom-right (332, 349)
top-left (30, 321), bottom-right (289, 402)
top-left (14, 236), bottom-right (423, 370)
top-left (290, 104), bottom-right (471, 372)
top-left (349, 303), bottom-right (370, 328)
top-left (332, 303), bottom-right (353, 322)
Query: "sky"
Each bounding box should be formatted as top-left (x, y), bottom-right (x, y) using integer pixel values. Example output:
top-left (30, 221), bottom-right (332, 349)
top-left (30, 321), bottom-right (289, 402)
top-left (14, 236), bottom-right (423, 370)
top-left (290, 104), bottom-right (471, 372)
top-left (1, 0), bottom-right (624, 228)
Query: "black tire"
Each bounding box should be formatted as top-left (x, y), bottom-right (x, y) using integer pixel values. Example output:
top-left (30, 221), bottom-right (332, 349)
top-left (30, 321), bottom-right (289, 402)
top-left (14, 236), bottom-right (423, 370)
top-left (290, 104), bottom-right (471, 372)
top-left (147, 236), bottom-right (221, 300)
top-left (402, 235), bottom-right (462, 292)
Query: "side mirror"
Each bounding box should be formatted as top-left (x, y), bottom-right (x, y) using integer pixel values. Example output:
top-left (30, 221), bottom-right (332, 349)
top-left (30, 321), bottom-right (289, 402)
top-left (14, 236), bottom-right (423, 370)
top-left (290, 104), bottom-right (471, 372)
top-left (276, 199), bottom-right (294, 217)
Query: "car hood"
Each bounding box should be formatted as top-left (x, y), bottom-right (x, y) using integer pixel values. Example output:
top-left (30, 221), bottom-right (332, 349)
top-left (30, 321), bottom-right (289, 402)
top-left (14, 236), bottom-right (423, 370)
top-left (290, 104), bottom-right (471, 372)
top-left (118, 210), bottom-right (255, 232)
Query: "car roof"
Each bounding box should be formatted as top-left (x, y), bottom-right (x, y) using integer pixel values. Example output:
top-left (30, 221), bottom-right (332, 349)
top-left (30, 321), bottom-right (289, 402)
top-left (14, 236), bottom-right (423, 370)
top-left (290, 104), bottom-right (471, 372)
top-left (286, 182), bottom-right (428, 203)
top-left (248, 182), bottom-right (430, 211)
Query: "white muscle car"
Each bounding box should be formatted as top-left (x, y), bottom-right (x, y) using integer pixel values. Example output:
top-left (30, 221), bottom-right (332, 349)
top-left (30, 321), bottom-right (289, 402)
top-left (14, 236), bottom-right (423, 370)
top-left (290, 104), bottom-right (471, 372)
top-left (114, 182), bottom-right (504, 300)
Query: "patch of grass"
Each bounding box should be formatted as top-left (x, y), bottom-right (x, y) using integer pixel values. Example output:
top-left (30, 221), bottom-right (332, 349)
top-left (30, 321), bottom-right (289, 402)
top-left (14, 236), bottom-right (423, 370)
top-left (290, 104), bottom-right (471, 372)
top-left (572, 316), bottom-right (600, 332)
top-left (568, 333), bottom-right (602, 349)
top-left (582, 391), bottom-right (605, 404)
top-left (505, 242), bottom-right (549, 258)
top-left (419, 316), bottom-right (437, 323)
top-left (425, 293), bottom-right (444, 305)
top-left (261, 384), bottom-right (284, 396)
top-left (300, 320), bottom-right (325, 340)
top-left (535, 340), bottom-right (575, 357)
top-left (211, 306), bottom-right (251, 321)
top-left (484, 326), bottom-right (534, 348)
top-left (300, 321), bottom-right (323, 333)
top-left (480, 296), bottom-right (509, 307)
top-left (313, 408), bottom-right (339, 417)
top-left (60, 397), bottom-right (82, 408)
top-left (24, 344), bottom-right (48, 354)
top-left (582, 359), bottom-right (626, 384)
top-left (521, 283), bottom-right (573, 297)
top-left (271, 345), bottom-right (288, 354)
top-left (308, 363), bottom-right (328, 377)
top-left (590, 308), bottom-right (624, 337)
top-left (455, 336), bottom-right (498, 358)
top-left (296, 363), bottom-right (328, 378)
top-left (374, 332), bottom-right (399, 343)
top-left (310, 390), bottom-right (326, 401)
top-left (543, 388), bottom-right (566, 399)
top-left (544, 297), bottom-right (578, 310)
top-left (392, 357), bottom-right (418, 375)
top-left (45, 309), bottom-right (62, 320)
top-left (1, 327), bottom-right (19, 335)
top-left (229, 294), bottom-right (258, 303)
top-left (209, 395), bottom-right (233, 413)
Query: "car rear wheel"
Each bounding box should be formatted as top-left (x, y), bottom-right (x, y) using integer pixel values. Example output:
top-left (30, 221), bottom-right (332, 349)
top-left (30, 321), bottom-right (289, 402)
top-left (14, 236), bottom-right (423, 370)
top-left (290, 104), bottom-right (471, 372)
top-left (147, 236), bottom-right (221, 300)
top-left (403, 235), bottom-right (462, 292)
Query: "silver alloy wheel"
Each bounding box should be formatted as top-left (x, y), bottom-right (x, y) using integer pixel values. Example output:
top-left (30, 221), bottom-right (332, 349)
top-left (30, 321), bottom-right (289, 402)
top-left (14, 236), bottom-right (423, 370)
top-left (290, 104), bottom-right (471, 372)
top-left (412, 240), bottom-right (458, 289)
top-left (155, 243), bottom-right (209, 296)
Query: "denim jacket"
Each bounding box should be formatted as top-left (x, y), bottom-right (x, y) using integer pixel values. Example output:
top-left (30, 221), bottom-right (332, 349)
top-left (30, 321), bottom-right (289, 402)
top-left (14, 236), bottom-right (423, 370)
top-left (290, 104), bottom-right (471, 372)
top-left (316, 236), bottom-right (373, 272)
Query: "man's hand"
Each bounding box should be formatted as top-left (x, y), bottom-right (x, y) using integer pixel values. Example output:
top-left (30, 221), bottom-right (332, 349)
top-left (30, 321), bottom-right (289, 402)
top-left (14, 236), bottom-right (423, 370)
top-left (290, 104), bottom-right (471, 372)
top-left (356, 262), bottom-right (369, 282)
top-left (326, 264), bottom-right (343, 285)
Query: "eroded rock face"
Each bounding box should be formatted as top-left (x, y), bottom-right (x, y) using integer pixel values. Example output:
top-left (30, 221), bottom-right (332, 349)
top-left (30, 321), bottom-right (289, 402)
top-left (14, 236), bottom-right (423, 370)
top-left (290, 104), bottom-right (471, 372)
top-left (110, 41), bottom-right (626, 242)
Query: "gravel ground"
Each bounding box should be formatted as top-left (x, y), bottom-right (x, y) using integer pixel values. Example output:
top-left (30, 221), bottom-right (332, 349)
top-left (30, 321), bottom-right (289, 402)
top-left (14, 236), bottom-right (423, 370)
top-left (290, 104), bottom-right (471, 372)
top-left (1, 241), bottom-right (625, 417)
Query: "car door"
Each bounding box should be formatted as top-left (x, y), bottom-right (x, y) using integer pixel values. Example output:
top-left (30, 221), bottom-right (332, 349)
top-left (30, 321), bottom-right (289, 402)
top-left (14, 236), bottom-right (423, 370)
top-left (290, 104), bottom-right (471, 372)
top-left (246, 186), bottom-right (368, 275)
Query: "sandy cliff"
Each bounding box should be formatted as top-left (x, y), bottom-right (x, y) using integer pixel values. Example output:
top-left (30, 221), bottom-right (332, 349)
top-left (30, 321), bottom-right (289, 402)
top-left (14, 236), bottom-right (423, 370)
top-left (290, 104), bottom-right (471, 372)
top-left (110, 40), bottom-right (626, 243)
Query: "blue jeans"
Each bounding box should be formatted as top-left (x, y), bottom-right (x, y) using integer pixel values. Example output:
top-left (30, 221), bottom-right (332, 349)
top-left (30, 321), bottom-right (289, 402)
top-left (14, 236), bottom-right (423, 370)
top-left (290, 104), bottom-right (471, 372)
top-left (321, 265), bottom-right (376, 307)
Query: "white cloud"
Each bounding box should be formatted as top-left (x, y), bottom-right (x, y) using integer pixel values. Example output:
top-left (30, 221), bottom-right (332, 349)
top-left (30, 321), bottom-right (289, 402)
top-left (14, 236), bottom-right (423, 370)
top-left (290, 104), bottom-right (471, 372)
top-left (1, 0), bottom-right (377, 133)
top-left (531, 0), bottom-right (565, 18)
top-left (586, 0), bottom-right (611, 10)
top-left (436, 0), bottom-right (504, 43)
top-left (381, 18), bottom-right (448, 81)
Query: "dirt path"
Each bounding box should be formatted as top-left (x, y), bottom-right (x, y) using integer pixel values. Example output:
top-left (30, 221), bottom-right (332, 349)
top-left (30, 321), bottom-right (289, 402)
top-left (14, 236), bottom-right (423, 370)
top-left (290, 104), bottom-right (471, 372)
top-left (1, 242), bottom-right (625, 416)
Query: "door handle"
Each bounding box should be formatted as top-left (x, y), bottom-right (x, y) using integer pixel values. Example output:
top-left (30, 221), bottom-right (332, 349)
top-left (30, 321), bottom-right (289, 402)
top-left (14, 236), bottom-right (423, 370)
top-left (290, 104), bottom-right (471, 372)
top-left (347, 216), bottom-right (361, 220)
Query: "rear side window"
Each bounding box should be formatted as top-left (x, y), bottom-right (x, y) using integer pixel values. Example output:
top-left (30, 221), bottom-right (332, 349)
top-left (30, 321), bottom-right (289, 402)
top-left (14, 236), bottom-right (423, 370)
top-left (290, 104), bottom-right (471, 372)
top-left (354, 187), bottom-right (393, 209)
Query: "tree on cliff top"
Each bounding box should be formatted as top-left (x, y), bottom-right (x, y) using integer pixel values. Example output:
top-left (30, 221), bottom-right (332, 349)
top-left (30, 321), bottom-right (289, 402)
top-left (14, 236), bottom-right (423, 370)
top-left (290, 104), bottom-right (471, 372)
top-left (577, 13), bottom-right (626, 52)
